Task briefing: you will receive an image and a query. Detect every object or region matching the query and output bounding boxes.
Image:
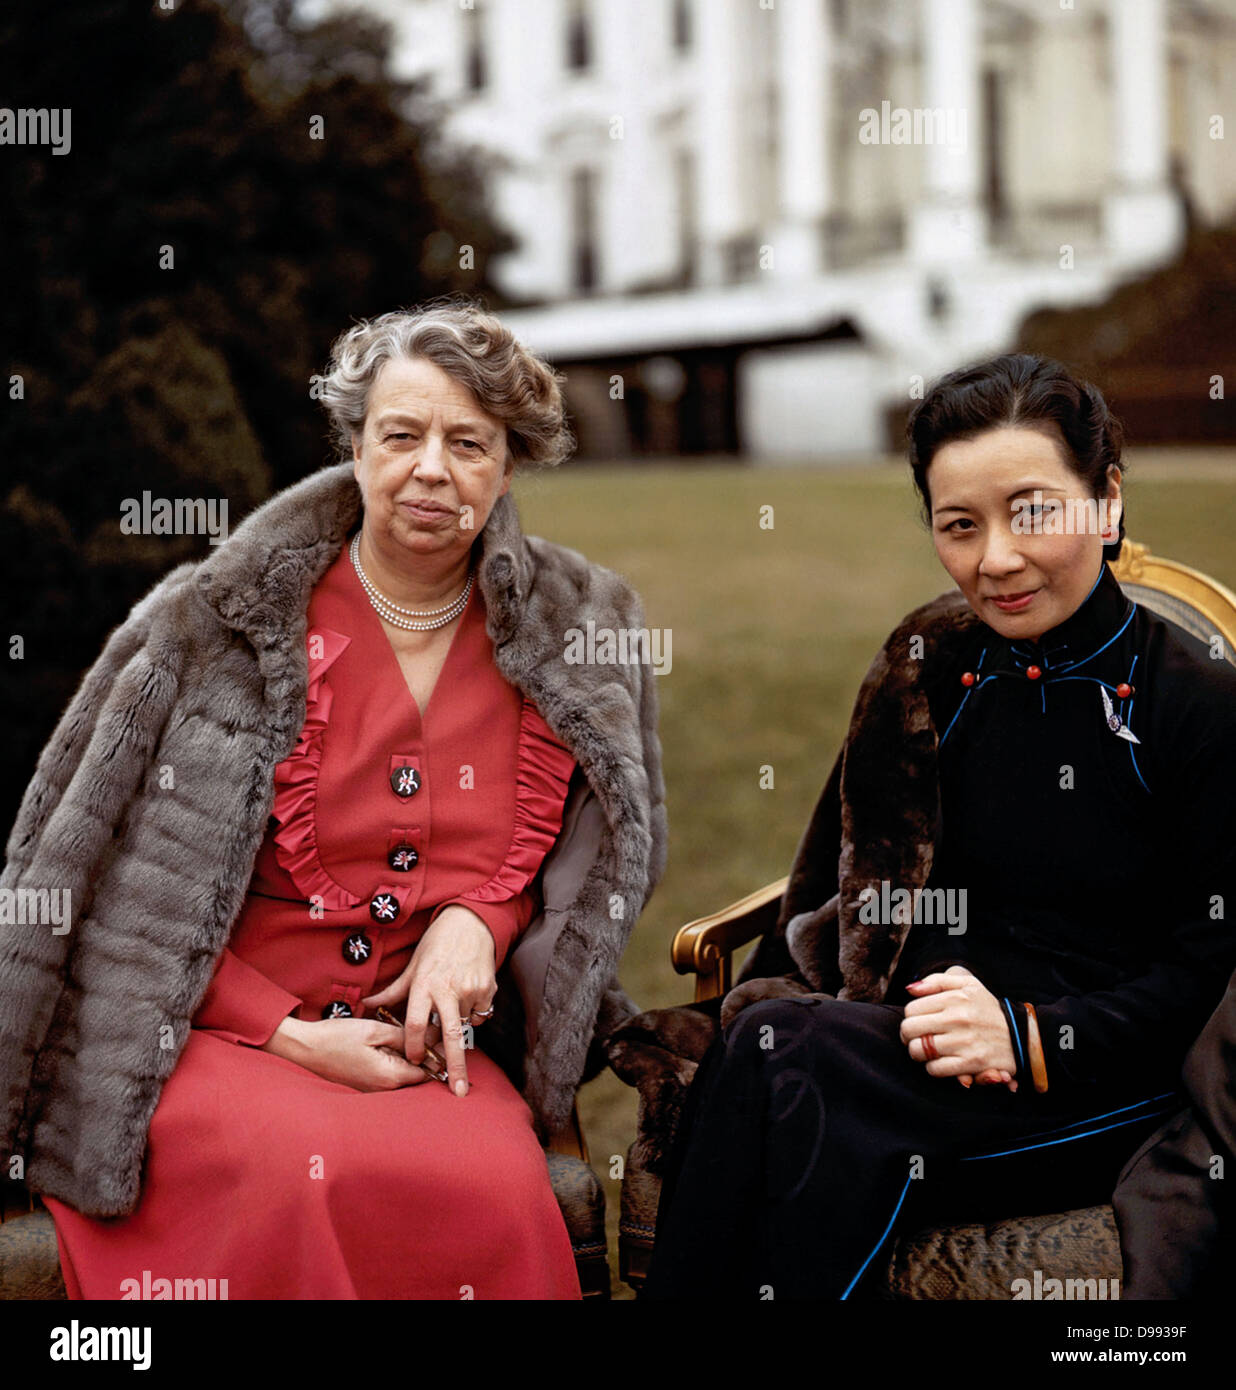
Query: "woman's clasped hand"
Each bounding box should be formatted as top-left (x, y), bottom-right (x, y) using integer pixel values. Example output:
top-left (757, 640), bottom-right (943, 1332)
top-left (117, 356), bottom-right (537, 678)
top-left (364, 902), bottom-right (499, 1098)
top-left (262, 904), bottom-right (497, 1098)
top-left (900, 965), bottom-right (1019, 1092)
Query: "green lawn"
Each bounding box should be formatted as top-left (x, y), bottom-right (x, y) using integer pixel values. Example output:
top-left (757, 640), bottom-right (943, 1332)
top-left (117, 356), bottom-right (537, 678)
top-left (511, 449), bottom-right (1236, 1296)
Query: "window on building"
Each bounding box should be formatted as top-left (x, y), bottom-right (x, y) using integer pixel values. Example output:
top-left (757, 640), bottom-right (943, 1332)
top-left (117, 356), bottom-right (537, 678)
top-left (570, 167), bottom-right (599, 293)
top-left (565, 0), bottom-right (591, 72)
top-left (463, 4), bottom-right (486, 92)
top-left (672, 0), bottom-right (692, 53)
top-left (675, 148), bottom-right (697, 284)
top-left (982, 66), bottom-right (1008, 230)
top-left (725, 235), bottom-right (760, 284)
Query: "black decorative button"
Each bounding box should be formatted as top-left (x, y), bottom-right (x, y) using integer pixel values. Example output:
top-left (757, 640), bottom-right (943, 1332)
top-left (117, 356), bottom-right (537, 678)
top-left (343, 930), bottom-right (372, 965)
top-left (321, 1000), bottom-right (353, 1019)
top-left (391, 766), bottom-right (421, 798)
top-left (370, 892), bottom-right (399, 924)
top-left (388, 844), bottom-right (419, 872)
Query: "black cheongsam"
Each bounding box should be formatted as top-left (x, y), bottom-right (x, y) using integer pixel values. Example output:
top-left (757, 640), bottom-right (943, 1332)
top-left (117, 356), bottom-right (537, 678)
top-left (645, 564), bottom-right (1236, 1300)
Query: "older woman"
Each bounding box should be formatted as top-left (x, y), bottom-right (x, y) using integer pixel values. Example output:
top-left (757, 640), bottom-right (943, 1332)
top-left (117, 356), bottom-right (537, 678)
top-left (1, 303), bottom-right (666, 1299)
top-left (643, 353), bottom-right (1236, 1300)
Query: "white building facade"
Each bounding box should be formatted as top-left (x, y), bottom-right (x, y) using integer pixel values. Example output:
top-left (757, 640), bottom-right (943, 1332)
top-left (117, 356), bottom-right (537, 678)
top-left (314, 0), bottom-right (1236, 457)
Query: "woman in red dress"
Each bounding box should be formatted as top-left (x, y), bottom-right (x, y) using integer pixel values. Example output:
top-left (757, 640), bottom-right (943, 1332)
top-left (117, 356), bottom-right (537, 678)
top-left (39, 306), bottom-right (608, 1299)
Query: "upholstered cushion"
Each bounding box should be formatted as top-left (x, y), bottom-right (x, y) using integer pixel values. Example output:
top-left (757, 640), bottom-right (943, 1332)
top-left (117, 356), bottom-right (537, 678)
top-left (0, 1209), bottom-right (66, 1300)
top-left (883, 1205), bottom-right (1121, 1300)
top-left (618, 1157), bottom-right (661, 1286)
top-left (546, 1153), bottom-right (610, 1297)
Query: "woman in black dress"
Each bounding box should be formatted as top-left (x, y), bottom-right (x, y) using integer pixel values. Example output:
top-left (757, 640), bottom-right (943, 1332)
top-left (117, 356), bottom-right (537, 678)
top-left (645, 354), bottom-right (1236, 1300)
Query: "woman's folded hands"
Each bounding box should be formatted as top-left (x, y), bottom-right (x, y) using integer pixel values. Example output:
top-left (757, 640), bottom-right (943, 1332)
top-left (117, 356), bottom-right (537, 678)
top-left (260, 1012), bottom-right (429, 1090)
top-left (363, 903), bottom-right (498, 1098)
top-left (901, 965), bottom-right (1019, 1092)
top-left (259, 904), bottom-right (497, 1095)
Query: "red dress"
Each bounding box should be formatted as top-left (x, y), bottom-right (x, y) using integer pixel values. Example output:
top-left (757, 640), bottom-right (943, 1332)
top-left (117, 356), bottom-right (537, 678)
top-left (44, 543), bottom-right (582, 1300)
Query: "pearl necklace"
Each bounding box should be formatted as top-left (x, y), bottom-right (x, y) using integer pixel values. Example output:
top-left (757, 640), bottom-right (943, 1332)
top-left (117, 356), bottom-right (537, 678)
top-left (349, 534), bottom-right (473, 631)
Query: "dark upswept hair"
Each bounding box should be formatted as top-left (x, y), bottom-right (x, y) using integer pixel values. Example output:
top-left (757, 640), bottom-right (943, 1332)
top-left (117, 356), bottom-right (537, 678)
top-left (906, 353), bottom-right (1126, 561)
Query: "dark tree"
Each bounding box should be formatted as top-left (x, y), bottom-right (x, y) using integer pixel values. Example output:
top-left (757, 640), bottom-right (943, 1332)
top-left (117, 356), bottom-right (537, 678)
top-left (0, 0), bottom-right (512, 830)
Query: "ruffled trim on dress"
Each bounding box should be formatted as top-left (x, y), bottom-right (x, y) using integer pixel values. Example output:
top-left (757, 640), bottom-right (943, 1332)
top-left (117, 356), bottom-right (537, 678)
top-left (457, 696), bottom-right (578, 904)
top-left (269, 627), bottom-right (364, 909)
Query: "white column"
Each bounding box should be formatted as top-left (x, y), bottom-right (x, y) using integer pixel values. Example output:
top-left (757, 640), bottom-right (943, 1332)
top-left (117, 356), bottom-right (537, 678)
top-left (909, 0), bottom-right (986, 265)
top-left (484, 0), bottom-right (566, 299)
top-left (1103, 0), bottom-right (1183, 266)
top-left (488, 0), bottom-right (553, 121)
top-left (773, 0), bottom-right (832, 278)
top-left (601, 0), bottom-right (676, 290)
top-left (696, 0), bottom-right (744, 284)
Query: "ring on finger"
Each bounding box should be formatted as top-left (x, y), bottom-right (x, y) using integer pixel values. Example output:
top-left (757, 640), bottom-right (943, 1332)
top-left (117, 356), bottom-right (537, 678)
top-left (921, 1033), bottom-right (940, 1062)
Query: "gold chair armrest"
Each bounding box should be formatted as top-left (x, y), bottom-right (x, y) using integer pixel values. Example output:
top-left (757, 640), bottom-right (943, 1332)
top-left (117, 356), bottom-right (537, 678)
top-left (671, 876), bottom-right (789, 1002)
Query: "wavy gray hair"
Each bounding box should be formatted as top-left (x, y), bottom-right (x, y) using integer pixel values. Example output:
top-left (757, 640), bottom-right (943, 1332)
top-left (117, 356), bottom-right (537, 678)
top-left (318, 300), bottom-right (574, 468)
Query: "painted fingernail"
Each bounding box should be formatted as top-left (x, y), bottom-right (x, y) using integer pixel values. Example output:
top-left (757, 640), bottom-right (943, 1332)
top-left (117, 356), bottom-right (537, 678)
top-left (959, 1077), bottom-right (972, 1089)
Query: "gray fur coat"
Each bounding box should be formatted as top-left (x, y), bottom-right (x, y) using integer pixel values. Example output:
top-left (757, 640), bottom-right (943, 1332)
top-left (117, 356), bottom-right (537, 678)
top-left (1, 461), bottom-right (667, 1218)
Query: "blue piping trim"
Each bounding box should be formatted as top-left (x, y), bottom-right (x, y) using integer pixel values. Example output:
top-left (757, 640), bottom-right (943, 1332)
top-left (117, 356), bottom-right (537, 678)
top-left (1037, 675), bottom-right (1122, 691)
top-left (840, 1173), bottom-right (914, 1300)
top-left (1003, 568), bottom-right (1110, 678)
top-left (1001, 998), bottom-right (1027, 1074)
top-left (939, 695), bottom-right (971, 750)
top-left (1013, 1092), bottom-right (1177, 1144)
top-left (939, 645), bottom-right (987, 749)
top-left (1081, 565), bottom-right (1105, 604)
top-left (1013, 670), bottom-right (1145, 792)
top-left (959, 1108), bottom-right (1177, 1162)
top-left (1123, 654), bottom-right (1149, 792)
top-left (840, 1088), bottom-right (1177, 1298)
top-left (1126, 695), bottom-right (1150, 792)
top-left (1050, 604), bottom-right (1137, 675)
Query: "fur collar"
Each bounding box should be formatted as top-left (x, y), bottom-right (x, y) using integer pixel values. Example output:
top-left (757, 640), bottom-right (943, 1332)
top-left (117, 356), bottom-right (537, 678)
top-left (195, 462), bottom-right (533, 648)
top-left (741, 589), bottom-right (982, 1002)
top-left (3, 461), bottom-right (664, 1214)
top-left (190, 463), bottom-right (655, 837)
